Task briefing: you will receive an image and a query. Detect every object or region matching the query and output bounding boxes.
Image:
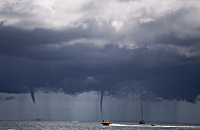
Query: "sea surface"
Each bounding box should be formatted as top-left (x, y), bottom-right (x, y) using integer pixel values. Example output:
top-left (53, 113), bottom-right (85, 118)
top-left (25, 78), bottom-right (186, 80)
top-left (0, 121), bottom-right (200, 130)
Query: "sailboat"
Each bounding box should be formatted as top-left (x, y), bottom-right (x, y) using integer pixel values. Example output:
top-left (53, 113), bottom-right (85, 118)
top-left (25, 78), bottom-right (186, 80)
top-left (139, 102), bottom-right (145, 124)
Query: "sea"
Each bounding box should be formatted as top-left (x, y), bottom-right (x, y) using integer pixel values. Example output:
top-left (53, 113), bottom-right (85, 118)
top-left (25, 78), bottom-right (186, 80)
top-left (0, 121), bottom-right (200, 130)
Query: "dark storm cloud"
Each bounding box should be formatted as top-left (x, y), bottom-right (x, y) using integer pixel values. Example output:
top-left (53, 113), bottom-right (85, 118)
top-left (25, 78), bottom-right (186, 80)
top-left (1, 0), bottom-right (200, 104)
top-left (0, 27), bottom-right (200, 103)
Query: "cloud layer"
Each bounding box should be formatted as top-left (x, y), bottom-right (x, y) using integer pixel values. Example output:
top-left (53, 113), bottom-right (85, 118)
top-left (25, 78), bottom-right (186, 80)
top-left (0, 0), bottom-right (200, 103)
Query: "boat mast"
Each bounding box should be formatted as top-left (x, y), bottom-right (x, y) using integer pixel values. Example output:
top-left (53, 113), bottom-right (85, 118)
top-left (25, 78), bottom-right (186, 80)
top-left (141, 102), bottom-right (143, 120)
top-left (139, 102), bottom-right (145, 124)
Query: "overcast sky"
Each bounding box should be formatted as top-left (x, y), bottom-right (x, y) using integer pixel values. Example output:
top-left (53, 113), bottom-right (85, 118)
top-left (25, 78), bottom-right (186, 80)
top-left (0, 0), bottom-right (200, 123)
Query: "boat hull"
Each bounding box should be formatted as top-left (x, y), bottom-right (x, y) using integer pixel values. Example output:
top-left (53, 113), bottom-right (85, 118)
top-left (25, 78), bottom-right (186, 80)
top-left (101, 122), bottom-right (114, 125)
top-left (139, 120), bottom-right (145, 124)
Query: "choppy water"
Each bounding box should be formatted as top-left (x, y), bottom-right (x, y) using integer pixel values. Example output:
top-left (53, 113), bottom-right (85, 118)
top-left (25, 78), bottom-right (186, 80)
top-left (0, 121), bottom-right (200, 130)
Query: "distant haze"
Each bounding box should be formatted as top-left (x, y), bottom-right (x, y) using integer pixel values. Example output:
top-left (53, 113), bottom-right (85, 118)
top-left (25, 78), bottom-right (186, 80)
top-left (1, 92), bottom-right (200, 124)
